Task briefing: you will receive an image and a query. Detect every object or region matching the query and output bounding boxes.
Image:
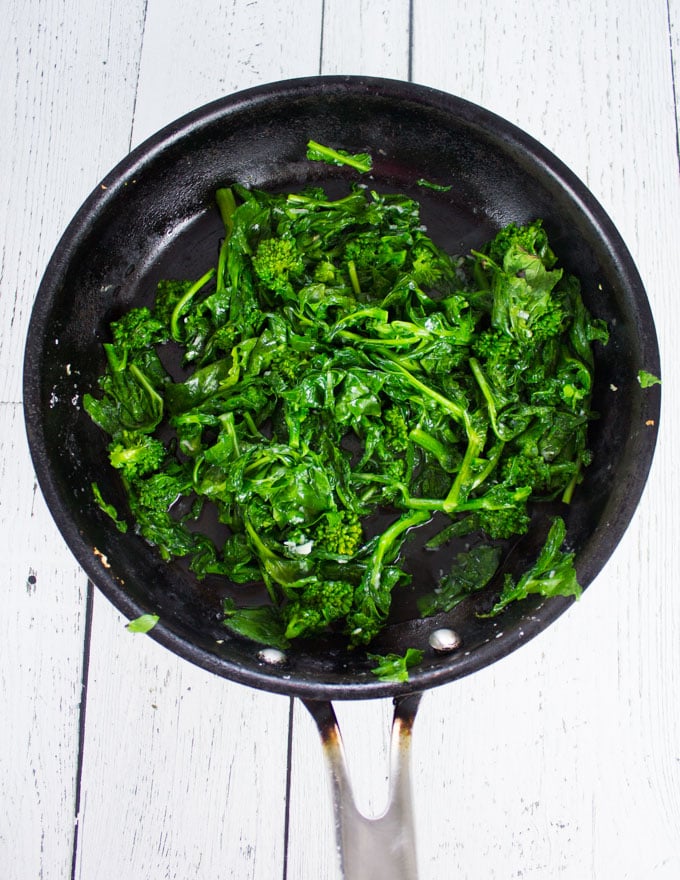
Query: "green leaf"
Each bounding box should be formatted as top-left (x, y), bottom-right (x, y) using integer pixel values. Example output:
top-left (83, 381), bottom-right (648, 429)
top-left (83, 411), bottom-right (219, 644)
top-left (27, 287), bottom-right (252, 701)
top-left (416, 178), bottom-right (452, 192)
top-left (419, 544), bottom-right (502, 616)
top-left (483, 517), bottom-right (582, 616)
top-left (222, 600), bottom-right (290, 650)
top-left (306, 139), bottom-right (373, 173)
top-left (91, 482), bottom-right (127, 533)
top-left (126, 613), bottom-right (160, 633)
top-left (637, 369), bottom-right (661, 388)
top-left (368, 648), bottom-right (424, 682)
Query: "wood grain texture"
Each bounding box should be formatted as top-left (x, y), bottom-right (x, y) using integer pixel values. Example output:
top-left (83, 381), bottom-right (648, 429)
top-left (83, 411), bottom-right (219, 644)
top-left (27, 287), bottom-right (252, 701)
top-left (73, 591), bottom-right (291, 880)
top-left (1, 1), bottom-right (145, 877)
top-left (130, 0), bottom-right (324, 147)
top-left (0, 0), bottom-right (147, 405)
top-left (670, 0), bottom-right (680, 164)
top-left (0, 404), bottom-right (89, 880)
top-left (319, 0), bottom-right (411, 77)
top-left (4, 0), bottom-right (680, 878)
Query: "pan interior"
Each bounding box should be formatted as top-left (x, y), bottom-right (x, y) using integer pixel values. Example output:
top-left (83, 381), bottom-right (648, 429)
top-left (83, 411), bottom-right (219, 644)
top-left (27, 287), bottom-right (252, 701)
top-left (24, 77), bottom-right (660, 699)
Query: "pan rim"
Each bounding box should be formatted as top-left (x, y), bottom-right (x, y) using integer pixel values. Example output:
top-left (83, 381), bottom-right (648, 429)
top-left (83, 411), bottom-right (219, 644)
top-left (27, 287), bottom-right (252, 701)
top-left (23, 74), bottom-right (661, 700)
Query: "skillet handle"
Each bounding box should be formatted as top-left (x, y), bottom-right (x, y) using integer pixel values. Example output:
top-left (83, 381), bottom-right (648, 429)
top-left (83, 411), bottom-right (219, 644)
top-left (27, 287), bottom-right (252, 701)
top-left (302, 693), bottom-right (422, 880)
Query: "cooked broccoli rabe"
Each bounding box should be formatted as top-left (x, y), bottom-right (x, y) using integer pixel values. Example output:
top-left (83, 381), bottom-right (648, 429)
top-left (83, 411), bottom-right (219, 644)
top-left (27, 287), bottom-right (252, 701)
top-left (482, 517), bottom-right (581, 616)
top-left (108, 432), bottom-right (166, 480)
top-left (111, 306), bottom-right (167, 351)
top-left (315, 510), bottom-right (363, 557)
top-left (85, 154), bottom-right (606, 663)
top-left (368, 648), bottom-right (424, 682)
top-left (306, 139), bottom-right (373, 173)
top-left (282, 580), bottom-right (354, 640)
top-left (252, 237), bottom-right (304, 293)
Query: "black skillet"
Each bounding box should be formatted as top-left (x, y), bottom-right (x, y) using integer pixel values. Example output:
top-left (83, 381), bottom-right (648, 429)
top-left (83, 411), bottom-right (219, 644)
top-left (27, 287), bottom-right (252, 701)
top-left (23, 76), bottom-right (660, 877)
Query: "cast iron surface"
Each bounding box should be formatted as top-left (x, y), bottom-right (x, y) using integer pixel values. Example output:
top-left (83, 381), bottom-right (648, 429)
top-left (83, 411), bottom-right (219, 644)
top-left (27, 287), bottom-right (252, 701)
top-left (23, 75), bottom-right (660, 700)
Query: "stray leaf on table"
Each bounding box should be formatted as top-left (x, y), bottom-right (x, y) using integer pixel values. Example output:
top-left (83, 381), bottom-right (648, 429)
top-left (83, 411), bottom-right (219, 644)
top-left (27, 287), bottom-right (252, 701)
top-left (126, 613), bottom-right (160, 633)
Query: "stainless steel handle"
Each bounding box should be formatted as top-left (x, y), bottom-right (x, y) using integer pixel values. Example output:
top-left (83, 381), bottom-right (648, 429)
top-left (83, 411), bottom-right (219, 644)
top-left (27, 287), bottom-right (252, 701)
top-left (303, 694), bottom-right (422, 880)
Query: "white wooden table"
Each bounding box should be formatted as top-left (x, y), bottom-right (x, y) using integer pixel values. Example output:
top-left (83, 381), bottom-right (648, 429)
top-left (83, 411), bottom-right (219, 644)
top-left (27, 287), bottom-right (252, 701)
top-left (3, 1), bottom-right (680, 877)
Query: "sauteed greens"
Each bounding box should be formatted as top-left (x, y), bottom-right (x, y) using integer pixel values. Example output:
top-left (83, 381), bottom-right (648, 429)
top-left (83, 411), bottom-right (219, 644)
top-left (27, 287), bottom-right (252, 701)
top-left (85, 164), bottom-right (607, 655)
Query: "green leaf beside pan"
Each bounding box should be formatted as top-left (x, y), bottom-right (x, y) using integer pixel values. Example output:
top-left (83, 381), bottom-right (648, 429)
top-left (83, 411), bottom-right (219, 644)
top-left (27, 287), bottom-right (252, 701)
top-left (126, 613), bottom-right (160, 633)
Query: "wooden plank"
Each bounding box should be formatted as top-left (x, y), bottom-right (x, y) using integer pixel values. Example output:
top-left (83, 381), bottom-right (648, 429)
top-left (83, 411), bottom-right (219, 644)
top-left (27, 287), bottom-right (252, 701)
top-left (70, 3), bottom-right (323, 878)
top-left (1, 1), bottom-right (147, 877)
top-left (670, 0), bottom-right (680, 152)
top-left (130, 0), bottom-right (325, 147)
top-left (0, 404), bottom-right (90, 880)
top-left (0, 0), bottom-right (148, 405)
top-left (73, 591), bottom-right (291, 880)
top-left (409, 0), bottom-right (680, 876)
top-left (319, 0), bottom-right (411, 77)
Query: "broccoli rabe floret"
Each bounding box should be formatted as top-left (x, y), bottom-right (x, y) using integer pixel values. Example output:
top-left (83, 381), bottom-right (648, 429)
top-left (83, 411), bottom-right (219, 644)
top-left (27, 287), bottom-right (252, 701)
top-left (527, 301), bottom-right (568, 342)
top-left (342, 232), bottom-right (412, 297)
top-left (409, 239), bottom-right (455, 289)
top-left (314, 509), bottom-right (363, 557)
top-left (472, 328), bottom-right (527, 391)
top-left (252, 237), bottom-right (304, 292)
top-left (484, 220), bottom-right (557, 270)
top-left (153, 279), bottom-right (194, 328)
top-left (202, 324), bottom-right (238, 362)
top-left (472, 220), bottom-right (568, 346)
top-left (503, 453), bottom-right (554, 493)
top-left (282, 580), bottom-right (354, 639)
top-left (502, 450), bottom-right (583, 499)
top-left (135, 468), bottom-right (191, 511)
top-left (473, 328), bottom-right (520, 364)
top-left (383, 406), bottom-right (409, 452)
top-left (461, 483), bottom-right (532, 540)
top-left (476, 505), bottom-right (531, 540)
top-left (344, 233), bottom-right (406, 272)
top-left (314, 259), bottom-right (337, 283)
top-left (382, 458), bottom-right (407, 481)
top-left (269, 346), bottom-right (308, 384)
top-left (108, 432), bottom-right (166, 480)
top-left (110, 307), bottom-right (167, 352)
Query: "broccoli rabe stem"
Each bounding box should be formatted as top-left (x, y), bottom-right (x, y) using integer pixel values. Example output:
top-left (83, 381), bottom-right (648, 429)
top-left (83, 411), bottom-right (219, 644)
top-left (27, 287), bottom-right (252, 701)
top-left (469, 440), bottom-right (506, 491)
top-left (347, 259), bottom-right (362, 296)
top-left (170, 268), bottom-right (216, 341)
top-left (442, 426), bottom-right (486, 512)
top-left (378, 353), bottom-right (467, 423)
top-left (561, 467), bottom-right (581, 505)
top-left (364, 509), bottom-right (431, 593)
top-left (286, 190), bottom-right (368, 211)
top-left (376, 354), bottom-right (490, 514)
top-left (243, 515), bottom-right (313, 603)
top-left (215, 187), bottom-right (238, 294)
top-left (469, 357), bottom-right (505, 440)
top-left (215, 187), bottom-right (237, 237)
top-left (305, 139), bottom-right (373, 173)
top-left (408, 427), bottom-right (458, 472)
